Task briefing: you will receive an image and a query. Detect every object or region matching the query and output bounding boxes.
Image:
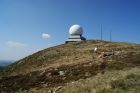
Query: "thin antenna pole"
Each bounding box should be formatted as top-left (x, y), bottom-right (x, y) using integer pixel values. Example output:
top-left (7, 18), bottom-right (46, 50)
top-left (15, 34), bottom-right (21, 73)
top-left (101, 24), bottom-right (102, 41)
top-left (110, 29), bottom-right (112, 42)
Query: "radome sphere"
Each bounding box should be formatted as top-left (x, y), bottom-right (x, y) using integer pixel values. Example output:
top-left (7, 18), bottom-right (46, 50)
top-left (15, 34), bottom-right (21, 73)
top-left (69, 24), bottom-right (83, 35)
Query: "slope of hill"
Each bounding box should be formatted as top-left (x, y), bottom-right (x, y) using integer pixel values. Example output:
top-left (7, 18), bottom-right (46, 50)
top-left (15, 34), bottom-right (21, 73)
top-left (0, 40), bottom-right (140, 93)
top-left (58, 67), bottom-right (140, 93)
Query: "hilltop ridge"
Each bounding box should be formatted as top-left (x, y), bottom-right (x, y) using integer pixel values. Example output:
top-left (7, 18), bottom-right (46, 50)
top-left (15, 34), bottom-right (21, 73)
top-left (0, 40), bottom-right (140, 93)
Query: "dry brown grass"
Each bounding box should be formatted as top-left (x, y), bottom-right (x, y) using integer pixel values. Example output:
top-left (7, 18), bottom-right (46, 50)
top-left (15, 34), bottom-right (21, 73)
top-left (0, 40), bottom-right (140, 93)
top-left (1, 40), bottom-right (140, 76)
top-left (58, 67), bottom-right (140, 93)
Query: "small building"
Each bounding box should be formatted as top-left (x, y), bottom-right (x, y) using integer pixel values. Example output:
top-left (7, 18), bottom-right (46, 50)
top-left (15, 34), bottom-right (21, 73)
top-left (66, 24), bottom-right (86, 43)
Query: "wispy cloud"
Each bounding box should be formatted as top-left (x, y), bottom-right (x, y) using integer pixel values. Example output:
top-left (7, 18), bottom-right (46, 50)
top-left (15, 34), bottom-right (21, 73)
top-left (42, 33), bottom-right (51, 39)
top-left (47, 44), bottom-right (52, 46)
top-left (7, 41), bottom-right (27, 47)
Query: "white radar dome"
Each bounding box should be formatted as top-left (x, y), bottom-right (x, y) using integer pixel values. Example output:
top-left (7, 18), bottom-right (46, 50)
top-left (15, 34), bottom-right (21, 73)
top-left (69, 24), bottom-right (83, 35)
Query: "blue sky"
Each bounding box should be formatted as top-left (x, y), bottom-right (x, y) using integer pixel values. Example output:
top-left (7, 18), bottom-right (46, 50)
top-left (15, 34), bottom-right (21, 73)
top-left (0, 0), bottom-right (140, 60)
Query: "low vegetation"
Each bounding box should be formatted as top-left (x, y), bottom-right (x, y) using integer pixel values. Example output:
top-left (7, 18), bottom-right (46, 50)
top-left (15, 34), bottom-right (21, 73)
top-left (0, 40), bottom-right (140, 93)
top-left (58, 67), bottom-right (140, 93)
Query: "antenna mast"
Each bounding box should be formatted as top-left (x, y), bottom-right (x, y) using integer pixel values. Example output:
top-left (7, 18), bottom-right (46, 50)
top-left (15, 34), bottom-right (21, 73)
top-left (110, 29), bottom-right (112, 42)
top-left (101, 24), bottom-right (103, 41)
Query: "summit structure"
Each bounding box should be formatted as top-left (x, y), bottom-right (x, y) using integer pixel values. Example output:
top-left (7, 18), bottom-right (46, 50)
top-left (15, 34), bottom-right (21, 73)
top-left (66, 24), bottom-right (86, 43)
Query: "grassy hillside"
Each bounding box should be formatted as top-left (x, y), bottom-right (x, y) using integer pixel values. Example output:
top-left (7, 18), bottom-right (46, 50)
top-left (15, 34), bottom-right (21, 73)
top-left (1, 40), bottom-right (140, 76)
top-left (0, 40), bottom-right (140, 93)
top-left (58, 67), bottom-right (140, 93)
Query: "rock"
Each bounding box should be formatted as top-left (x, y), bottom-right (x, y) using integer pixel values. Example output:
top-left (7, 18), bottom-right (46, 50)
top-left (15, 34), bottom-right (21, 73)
top-left (59, 71), bottom-right (65, 76)
top-left (71, 81), bottom-right (75, 84)
top-left (115, 51), bottom-right (121, 56)
top-left (46, 73), bottom-right (51, 77)
top-left (40, 70), bottom-right (46, 75)
top-left (53, 86), bottom-right (62, 93)
top-left (47, 90), bottom-right (52, 93)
